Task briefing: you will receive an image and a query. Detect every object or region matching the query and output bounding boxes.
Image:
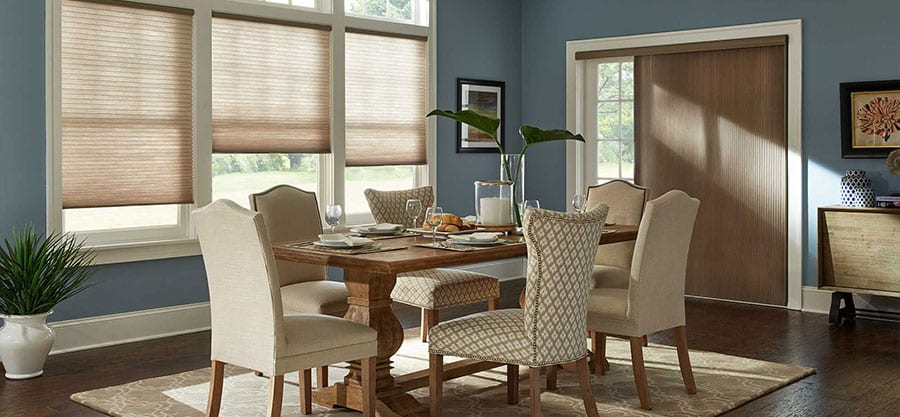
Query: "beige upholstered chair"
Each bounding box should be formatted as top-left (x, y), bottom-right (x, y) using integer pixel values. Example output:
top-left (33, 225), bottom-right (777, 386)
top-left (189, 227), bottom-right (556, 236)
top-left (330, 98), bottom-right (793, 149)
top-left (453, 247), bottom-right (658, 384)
top-left (587, 190), bottom-right (700, 411)
top-left (428, 206), bottom-right (609, 417)
top-left (364, 186), bottom-right (501, 342)
top-left (193, 200), bottom-right (377, 417)
top-left (250, 185), bottom-right (349, 387)
top-left (585, 179), bottom-right (648, 290)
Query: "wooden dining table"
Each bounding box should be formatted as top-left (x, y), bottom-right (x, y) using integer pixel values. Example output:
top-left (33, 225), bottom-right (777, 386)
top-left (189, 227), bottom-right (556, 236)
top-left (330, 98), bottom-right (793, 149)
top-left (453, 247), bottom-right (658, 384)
top-left (272, 225), bottom-right (638, 417)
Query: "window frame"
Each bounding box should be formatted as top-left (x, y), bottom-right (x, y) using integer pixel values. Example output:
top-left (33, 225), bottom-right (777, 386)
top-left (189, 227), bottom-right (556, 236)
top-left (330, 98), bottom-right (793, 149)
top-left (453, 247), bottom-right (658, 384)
top-left (45, 0), bottom-right (437, 264)
top-left (582, 56), bottom-right (634, 186)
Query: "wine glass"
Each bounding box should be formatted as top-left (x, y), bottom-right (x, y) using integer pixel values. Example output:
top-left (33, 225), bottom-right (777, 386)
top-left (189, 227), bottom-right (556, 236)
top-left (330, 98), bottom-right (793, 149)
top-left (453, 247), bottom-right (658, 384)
top-left (425, 206), bottom-right (444, 248)
top-left (520, 199), bottom-right (540, 214)
top-left (406, 199), bottom-right (423, 229)
top-left (571, 194), bottom-right (587, 213)
top-left (325, 204), bottom-right (343, 233)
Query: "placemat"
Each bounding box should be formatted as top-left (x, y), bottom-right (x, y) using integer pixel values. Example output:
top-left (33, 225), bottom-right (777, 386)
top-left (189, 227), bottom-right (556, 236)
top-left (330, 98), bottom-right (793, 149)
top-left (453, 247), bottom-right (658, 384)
top-left (351, 231), bottom-right (419, 240)
top-left (414, 240), bottom-right (524, 252)
top-left (287, 242), bottom-right (408, 255)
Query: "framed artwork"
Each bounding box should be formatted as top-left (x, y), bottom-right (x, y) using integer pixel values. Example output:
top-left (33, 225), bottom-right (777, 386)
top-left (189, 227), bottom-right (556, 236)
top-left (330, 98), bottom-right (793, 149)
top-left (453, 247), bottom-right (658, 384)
top-left (457, 78), bottom-right (505, 153)
top-left (841, 80), bottom-right (900, 158)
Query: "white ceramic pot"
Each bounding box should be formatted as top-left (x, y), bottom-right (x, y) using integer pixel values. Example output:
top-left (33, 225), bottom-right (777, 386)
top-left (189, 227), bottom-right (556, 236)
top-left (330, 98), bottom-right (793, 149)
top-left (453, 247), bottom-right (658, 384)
top-left (0, 311), bottom-right (55, 379)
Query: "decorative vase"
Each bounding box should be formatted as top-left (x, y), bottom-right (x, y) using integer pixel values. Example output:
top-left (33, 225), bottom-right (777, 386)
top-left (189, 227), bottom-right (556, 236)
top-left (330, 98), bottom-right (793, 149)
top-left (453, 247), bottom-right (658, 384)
top-left (0, 311), bottom-right (55, 379)
top-left (840, 170), bottom-right (875, 207)
top-left (474, 180), bottom-right (514, 225)
top-left (500, 154), bottom-right (525, 226)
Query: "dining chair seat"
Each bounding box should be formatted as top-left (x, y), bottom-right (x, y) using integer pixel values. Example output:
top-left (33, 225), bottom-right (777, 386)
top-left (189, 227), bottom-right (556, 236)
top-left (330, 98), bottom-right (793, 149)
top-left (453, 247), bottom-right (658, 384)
top-left (281, 280), bottom-right (349, 317)
top-left (586, 288), bottom-right (630, 330)
top-left (276, 314), bottom-right (376, 374)
top-left (394, 269), bottom-right (500, 310)
top-left (428, 309), bottom-right (533, 365)
top-left (591, 265), bottom-right (630, 289)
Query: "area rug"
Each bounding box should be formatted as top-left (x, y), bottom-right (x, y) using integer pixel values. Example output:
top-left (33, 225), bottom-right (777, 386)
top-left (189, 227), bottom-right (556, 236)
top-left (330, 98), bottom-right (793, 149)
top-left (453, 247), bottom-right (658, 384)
top-left (71, 330), bottom-right (814, 417)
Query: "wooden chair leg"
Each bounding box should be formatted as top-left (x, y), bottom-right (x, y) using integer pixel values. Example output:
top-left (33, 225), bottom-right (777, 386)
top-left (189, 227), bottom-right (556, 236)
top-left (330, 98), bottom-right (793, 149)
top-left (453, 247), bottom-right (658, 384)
top-left (430, 353), bottom-right (443, 417)
top-left (629, 337), bottom-right (652, 410)
top-left (575, 357), bottom-right (600, 417)
top-left (675, 326), bottom-right (697, 394)
top-left (507, 364), bottom-right (519, 404)
top-left (362, 356), bottom-right (376, 417)
top-left (254, 371), bottom-right (264, 377)
top-left (206, 360), bottom-right (225, 417)
top-left (591, 332), bottom-right (607, 375)
top-left (642, 335), bottom-right (649, 347)
top-left (546, 365), bottom-right (558, 390)
top-left (299, 369), bottom-right (312, 415)
top-left (488, 297), bottom-right (500, 310)
top-left (316, 366), bottom-right (328, 388)
top-left (422, 309), bottom-right (438, 342)
top-left (267, 375), bottom-right (284, 417)
top-left (529, 367), bottom-right (542, 417)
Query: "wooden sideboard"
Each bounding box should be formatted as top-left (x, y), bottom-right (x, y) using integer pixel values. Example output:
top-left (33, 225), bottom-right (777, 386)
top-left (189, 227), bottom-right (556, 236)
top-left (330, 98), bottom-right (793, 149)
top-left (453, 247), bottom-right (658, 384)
top-left (818, 206), bottom-right (900, 324)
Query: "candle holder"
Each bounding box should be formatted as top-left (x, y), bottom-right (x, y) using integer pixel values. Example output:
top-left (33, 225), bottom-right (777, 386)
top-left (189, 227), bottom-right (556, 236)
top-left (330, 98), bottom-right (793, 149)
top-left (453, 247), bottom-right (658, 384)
top-left (474, 180), bottom-right (515, 228)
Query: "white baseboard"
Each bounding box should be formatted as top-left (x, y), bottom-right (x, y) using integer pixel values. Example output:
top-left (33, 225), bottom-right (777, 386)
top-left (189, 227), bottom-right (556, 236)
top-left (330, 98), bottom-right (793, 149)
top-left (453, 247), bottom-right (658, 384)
top-left (41, 259), bottom-right (525, 355)
top-left (801, 286), bottom-right (900, 317)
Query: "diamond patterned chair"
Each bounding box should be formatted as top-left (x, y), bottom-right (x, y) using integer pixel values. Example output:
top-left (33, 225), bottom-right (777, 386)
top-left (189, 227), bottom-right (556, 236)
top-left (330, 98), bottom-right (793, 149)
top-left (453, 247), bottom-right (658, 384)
top-left (428, 206), bottom-right (610, 417)
top-left (585, 180), bottom-right (649, 290)
top-left (250, 185), bottom-right (349, 387)
top-left (193, 200), bottom-right (377, 417)
top-left (587, 190), bottom-right (700, 411)
top-left (364, 186), bottom-right (501, 342)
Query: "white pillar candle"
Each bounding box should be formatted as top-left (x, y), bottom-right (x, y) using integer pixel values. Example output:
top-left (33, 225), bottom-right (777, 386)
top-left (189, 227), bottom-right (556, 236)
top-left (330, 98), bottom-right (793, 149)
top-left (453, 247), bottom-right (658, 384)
top-left (480, 197), bottom-right (511, 225)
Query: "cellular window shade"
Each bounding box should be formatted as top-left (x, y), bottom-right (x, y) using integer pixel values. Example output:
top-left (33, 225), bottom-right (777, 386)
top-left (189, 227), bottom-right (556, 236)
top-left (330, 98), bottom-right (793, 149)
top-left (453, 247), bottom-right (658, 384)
top-left (345, 31), bottom-right (427, 166)
top-left (212, 15), bottom-right (331, 154)
top-left (60, 0), bottom-right (194, 209)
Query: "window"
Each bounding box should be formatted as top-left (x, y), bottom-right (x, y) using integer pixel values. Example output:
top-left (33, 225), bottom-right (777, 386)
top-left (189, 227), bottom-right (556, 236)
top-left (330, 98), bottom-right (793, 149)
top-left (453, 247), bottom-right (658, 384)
top-left (585, 58), bottom-right (634, 184)
top-left (47, 0), bottom-right (434, 262)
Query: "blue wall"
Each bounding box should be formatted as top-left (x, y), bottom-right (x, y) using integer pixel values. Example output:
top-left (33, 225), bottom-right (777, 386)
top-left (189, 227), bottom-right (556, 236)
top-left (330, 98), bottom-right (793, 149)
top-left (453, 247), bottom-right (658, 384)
top-left (519, 0), bottom-right (900, 286)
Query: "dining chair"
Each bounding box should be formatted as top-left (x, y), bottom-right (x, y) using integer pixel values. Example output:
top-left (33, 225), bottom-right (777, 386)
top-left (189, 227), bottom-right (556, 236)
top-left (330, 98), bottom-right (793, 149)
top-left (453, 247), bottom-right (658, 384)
top-left (193, 199), bottom-right (377, 417)
top-left (586, 190), bottom-right (700, 411)
top-left (364, 186), bottom-right (501, 343)
top-left (428, 205), bottom-right (610, 417)
top-left (585, 179), bottom-right (649, 290)
top-left (250, 184), bottom-right (349, 387)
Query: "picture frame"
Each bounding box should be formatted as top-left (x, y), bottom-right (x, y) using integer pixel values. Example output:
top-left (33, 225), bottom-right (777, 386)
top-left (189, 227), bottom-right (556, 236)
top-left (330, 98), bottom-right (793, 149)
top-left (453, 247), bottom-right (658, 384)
top-left (840, 79), bottom-right (900, 158)
top-left (456, 78), bottom-right (505, 153)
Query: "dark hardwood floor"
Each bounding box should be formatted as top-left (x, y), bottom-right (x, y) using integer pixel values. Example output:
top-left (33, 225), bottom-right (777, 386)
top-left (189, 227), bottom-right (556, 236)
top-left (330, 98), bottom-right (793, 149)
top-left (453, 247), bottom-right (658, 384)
top-left (3, 279), bottom-right (900, 417)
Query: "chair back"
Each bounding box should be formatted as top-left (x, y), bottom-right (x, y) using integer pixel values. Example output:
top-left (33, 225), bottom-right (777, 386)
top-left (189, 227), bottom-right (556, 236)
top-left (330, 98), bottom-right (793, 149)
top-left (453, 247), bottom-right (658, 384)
top-left (522, 205), bottom-right (608, 365)
top-left (364, 186), bottom-right (434, 226)
top-left (250, 185), bottom-right (327, 286)
top-left (193, 199), bottom-right (285, 374)
top-left (628, 190), bottom-right (700, 334)
top-left (586, 180), bottom-right (649, 269)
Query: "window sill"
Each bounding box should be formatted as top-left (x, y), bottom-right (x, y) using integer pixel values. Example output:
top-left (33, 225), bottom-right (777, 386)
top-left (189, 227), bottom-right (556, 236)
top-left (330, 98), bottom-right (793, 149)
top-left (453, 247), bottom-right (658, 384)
top-left (87, 238), bottom-right (201, 265)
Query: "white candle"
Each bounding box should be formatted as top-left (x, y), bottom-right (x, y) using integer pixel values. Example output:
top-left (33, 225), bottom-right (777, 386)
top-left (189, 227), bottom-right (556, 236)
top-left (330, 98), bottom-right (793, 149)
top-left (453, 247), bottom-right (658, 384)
top-left (480, 197), bottom-right (511, 225)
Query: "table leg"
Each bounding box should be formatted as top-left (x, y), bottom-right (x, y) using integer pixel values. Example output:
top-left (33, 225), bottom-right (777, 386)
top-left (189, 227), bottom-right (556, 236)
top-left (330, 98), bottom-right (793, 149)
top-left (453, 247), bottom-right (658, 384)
top-left (311, 269), bottom-right (427, 417)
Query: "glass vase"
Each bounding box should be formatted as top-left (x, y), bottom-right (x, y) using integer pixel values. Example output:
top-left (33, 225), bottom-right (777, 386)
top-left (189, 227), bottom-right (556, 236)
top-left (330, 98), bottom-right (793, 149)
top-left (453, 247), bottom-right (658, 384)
top-left (474, 180), bottom-right (514, 225)
top-left (500, 154), bottom-right (525, 226)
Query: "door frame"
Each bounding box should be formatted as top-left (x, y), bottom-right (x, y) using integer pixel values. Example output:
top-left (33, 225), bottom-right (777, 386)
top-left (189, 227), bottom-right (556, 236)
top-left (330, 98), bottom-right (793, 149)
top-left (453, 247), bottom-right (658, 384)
top-left (565, 20), bottom-right (803, 309)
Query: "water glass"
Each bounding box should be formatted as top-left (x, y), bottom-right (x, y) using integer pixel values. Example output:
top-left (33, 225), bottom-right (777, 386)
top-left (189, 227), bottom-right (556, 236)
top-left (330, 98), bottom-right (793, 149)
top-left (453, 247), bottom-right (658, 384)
top-left (325, 204), bottom-right (343, 233)
top-left (520, 199), bottom-right (540, 214)
top-left (571, 194), bottom-right (587, 213)
top-left (425, 206), bottom-right (444, 248)
top-left (406, 199), bottom-right (423, 228)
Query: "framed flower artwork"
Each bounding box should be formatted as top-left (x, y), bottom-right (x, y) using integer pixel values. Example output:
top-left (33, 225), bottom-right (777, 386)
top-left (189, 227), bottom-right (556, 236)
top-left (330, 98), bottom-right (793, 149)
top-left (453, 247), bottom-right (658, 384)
top-left (841, 80), bottom-right (900, 158)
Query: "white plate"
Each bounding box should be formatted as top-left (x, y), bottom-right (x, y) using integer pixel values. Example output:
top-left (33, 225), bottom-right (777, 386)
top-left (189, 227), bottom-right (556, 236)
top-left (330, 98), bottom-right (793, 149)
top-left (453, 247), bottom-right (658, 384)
top-left (448, 232), bottom-right (501, 243)
top-left (350, 226), bottom-right (404, 235)
top-left (313, 236), bottom-right (374, 247)
top-left (447, 238), bottom-right (503, 246)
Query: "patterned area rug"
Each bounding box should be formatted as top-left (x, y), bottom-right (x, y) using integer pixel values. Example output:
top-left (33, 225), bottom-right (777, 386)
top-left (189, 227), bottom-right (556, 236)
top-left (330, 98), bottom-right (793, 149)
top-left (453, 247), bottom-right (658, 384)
top-left (71, 330), bottom-right (814, 417)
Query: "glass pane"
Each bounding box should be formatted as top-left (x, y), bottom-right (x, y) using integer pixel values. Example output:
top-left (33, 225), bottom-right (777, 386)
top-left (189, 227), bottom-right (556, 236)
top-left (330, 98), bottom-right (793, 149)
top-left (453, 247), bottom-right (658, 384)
top-left (64, 205), bottom-right (180, 232)
top-left (345, 166), bottom-right (416, 215)
top-left (388, 0), bottom-right (412, 20)
top-left (597, 141), bottom-right (620, 178)
top-left (365, 0), bottom-right (388, 17)
top-left (621, 61), bottom-right (634, 99)
top-left (597, 63), bottom-right (620, 100)
top-left (621, 101), bottom-right (634, 139)
top-left (597, 102), bottom-right (620, 139)
top-left (347, 0), bottom-right (365, 14)
top-left (622, 141), bottom-right (635, 179)
top-left (212, 154), bottom-right (319, 209)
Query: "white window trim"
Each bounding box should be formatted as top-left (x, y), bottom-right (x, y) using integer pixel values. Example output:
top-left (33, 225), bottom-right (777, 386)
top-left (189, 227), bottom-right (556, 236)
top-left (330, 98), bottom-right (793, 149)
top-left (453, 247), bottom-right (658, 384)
top-left (45, 0), bottom-right (437, 265)
top-left (565, 19), bottom-right (803, 310)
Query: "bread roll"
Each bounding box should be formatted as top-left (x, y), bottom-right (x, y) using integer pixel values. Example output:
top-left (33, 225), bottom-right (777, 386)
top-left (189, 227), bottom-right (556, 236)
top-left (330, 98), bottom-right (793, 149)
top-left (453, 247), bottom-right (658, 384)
top-left (422, 213), bottom-right (463, 231)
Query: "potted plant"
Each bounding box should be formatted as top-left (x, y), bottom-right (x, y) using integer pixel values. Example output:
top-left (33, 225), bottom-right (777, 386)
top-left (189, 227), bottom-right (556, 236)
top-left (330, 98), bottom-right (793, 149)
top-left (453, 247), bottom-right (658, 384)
top-left (427, 109), bottom-right (585, 225)
top-left (0, 226), bottom-right (94, 379)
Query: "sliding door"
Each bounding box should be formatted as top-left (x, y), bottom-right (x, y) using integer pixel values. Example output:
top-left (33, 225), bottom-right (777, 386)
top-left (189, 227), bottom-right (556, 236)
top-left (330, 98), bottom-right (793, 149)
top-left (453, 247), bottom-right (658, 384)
top-left (635, 45), bottom-right (787, 305)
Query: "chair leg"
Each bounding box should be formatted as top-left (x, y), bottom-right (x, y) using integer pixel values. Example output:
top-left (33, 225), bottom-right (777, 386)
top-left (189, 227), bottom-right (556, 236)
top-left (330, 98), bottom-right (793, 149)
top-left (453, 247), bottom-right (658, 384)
top-left (545, 365), bottom-right (557, 390)
top-left (642, 335), bottom-right (649, 347)
top-left (488, 297), bottom-right (500, 310)
top-left (675, 326), bottom-right (697, 394)
top-left (507, 364), bottom-right (519, 404)
top-left (362, 356), bottom-right (376, 417)
top-left (267, 375), bottom-right (285, 417)
top-left (591, 332), bottom-right (607, 375)
top-left (299, 369), bottom-right (312, 415)
top-left (529, 367), bottom-right (542, 417)
top-left (430, 353), bottom-right (443, 417)
top-left (422, 309), bottom-right (438, 342)
top-left (206, 360), bottom-right (225, 417)
top-left (575, 357), bottom-right (600, 417)
top-left (629, 337), bottom-right (652, 410)
top-left (316, 366), bottom-right (328, 388)
top-left (254, 371), bottom-right (264, 377)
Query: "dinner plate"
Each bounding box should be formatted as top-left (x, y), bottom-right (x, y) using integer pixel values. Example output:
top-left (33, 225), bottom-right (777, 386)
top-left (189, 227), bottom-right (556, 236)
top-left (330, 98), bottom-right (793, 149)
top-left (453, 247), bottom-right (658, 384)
top-left (448, 232), bottom-right (502, 243)
top-left (314, 236), bottom-right (374, 247)
top-left (448, 239), bottom-right (504, 246)
top-left (350, 225), bottom-right (404, 235)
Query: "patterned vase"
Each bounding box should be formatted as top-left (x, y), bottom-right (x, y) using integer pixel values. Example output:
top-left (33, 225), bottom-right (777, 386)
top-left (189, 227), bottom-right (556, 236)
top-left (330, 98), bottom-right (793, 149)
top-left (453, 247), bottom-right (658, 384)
top-left (840, 170), bottom-right (875, 207)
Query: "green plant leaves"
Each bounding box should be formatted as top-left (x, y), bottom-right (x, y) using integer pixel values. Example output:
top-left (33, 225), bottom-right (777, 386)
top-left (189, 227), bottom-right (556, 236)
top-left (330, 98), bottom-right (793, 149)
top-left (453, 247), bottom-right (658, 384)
top-left (519, 125), bottom-right (585, 151)
top-left (427, 109), bottom-right (502, 149)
